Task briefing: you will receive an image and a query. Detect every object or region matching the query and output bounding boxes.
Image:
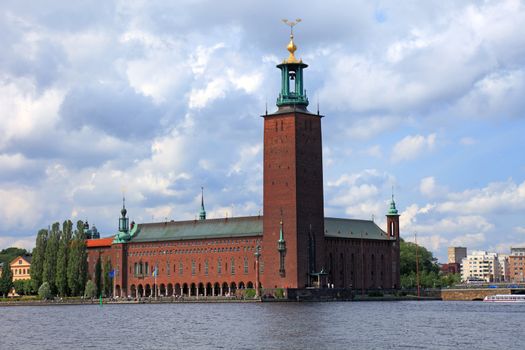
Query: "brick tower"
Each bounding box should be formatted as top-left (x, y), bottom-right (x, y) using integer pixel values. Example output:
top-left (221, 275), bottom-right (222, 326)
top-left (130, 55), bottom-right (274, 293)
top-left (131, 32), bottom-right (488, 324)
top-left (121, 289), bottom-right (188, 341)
top-left (386, 194), bottom-right (401, 288)
top-left (261, 23), bottom-right (325, 289)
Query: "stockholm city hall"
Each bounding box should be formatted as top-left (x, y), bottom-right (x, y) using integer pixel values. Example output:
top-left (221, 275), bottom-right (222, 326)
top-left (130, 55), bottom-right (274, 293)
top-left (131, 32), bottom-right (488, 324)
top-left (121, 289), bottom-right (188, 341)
top-left (86, 24), bottom-right (401, 299)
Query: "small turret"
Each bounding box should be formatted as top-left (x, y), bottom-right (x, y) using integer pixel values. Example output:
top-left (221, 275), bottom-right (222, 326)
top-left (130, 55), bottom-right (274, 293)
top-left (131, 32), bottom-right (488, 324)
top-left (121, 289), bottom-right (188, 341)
top-left (387, 194), bottom-right (399, 216)
top-left (199, 187), bottom-right (206, 220)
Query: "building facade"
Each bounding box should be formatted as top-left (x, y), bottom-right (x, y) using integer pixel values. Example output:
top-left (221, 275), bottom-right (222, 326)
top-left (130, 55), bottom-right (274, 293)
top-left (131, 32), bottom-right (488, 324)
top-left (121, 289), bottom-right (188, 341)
top-left (10, 255), bottom-right (31, 282)
top-left (448, 247), bottom-right (467, 264)
top-left (509, 247), bottom-right (525, 282)
top-left (461, 251), bottom-right (501, 282)
top-left (86, 30), bottom-right (401, 298)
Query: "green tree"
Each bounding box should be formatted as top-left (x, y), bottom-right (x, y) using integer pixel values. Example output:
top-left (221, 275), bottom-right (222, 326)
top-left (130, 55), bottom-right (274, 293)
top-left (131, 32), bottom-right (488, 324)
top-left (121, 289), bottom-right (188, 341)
top-left (67, 221), bottom-right (88, 296)
top-left (0, 247), bottom-right (28, 266)
top-left (94, 255), bottom-right (102, 297)
top-left (30, 229), bottom-right (48, 290)
top-left (38, 282), bottom-right (52, 300)
top-left (77, 221), bottom-right (88, 294)
top-left (43, 222), bottom-right (60, 295)
top-left (103, 258), bottom-right (112, 297)
top-left (84, 280), bottom-right (96, 299)
top-left (56, 220), bottom-right (72, 296)
top-left (13, 280), bottom-right (27, 296)
top-left (399, 240), bottom-right (440, 289)
top-left (0, 261), bottom-right (14, 297)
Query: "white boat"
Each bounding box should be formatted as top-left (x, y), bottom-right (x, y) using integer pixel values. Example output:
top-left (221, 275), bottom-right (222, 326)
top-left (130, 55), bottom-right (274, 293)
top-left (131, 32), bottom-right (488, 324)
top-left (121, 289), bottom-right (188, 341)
top-left (483, 294), bottom-right (525, 303)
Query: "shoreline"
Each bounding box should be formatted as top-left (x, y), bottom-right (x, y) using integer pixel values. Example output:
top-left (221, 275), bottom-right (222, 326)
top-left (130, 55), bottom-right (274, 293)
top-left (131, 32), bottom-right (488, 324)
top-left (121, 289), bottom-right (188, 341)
top-left (0, 295), bottom-right (441, 307)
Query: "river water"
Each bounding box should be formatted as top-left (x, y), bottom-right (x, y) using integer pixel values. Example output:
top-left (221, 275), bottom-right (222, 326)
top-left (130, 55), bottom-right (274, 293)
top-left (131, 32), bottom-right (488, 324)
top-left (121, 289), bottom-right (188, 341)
top-left (1, 301), bottom-right (523, 349)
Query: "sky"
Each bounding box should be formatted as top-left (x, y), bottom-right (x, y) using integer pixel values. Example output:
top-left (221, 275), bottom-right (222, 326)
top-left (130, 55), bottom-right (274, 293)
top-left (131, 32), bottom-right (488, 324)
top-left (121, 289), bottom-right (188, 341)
top-left (1, 0), bottom-right (524, 262)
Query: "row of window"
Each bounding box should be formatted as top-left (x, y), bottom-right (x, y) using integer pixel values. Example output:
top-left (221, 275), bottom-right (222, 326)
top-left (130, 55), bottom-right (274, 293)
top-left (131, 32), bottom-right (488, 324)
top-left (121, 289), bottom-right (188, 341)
top-left (131, 258), bottom-right (264, 277)
top-left (13, 268), bottom-right (29, 275)
top-left (127, 245), bottom-right (258, 257)
top-left (131, 238), bottom-right (262, 249)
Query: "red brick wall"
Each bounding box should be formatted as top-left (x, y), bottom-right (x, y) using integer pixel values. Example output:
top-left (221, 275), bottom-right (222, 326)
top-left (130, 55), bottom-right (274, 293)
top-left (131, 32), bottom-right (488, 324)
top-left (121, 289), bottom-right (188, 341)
top-left (325, 237), bottom-right (396, 290)
top-left (262, 111), bottom-right (325, 289)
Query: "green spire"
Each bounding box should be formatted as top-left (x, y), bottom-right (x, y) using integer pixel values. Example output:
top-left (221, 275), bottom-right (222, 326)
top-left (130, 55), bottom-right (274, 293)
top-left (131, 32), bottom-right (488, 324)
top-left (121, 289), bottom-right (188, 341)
top-left (387, 194), bottom-right (399, 216)
top-left (277, 218), bottom-right (286, 252)
top-left (199, 187), bottom-right (206, 220)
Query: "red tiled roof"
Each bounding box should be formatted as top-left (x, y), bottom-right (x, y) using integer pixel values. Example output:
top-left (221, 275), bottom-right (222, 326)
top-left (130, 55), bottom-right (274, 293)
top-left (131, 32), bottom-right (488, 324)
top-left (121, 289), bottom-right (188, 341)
top-left (86, 237), bottom-right (114, 248)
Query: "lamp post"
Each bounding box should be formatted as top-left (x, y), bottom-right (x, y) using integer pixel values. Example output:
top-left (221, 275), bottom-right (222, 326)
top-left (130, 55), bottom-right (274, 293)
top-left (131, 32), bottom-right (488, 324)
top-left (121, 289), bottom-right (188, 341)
top-left (255, 244), bottom-right (261, 298)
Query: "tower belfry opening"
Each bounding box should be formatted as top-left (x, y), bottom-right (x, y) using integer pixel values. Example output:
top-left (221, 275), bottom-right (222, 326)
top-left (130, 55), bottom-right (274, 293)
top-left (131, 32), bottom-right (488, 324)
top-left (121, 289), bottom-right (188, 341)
top-left (277, 19), bottom-right (309, 109)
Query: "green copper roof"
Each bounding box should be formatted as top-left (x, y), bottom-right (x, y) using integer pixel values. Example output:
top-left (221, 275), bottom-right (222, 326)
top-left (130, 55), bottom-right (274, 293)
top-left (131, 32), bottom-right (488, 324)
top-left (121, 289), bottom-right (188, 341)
top-left (130, 216), bottom-right (263, 242)
top-left (387, 195), bottom-right (399, 216)
top-left (128, 216), bottom-right (391, 243)
top-left (324, 217), bottom-right (389, 240)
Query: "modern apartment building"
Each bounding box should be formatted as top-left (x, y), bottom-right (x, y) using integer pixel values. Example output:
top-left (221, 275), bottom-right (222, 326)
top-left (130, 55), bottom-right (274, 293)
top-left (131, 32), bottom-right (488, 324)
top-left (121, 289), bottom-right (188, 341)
top-left (461, 251), bottom-right (501, 282)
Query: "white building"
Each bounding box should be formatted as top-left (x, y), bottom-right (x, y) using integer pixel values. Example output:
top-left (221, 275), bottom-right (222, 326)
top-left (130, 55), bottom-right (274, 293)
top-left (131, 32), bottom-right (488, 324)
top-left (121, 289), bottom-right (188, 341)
top-left (498, 254), bottom-right (510, 282)
top-left (461, 251), bottom-right (501, 282)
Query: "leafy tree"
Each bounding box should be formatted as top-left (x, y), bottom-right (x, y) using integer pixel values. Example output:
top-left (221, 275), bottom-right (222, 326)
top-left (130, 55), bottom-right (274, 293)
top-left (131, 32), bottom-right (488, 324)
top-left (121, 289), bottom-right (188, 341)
top-left (102, 258), bottom-right (112, 297)
top-left (56, 220), bottom-right (72, 296)
top-left (84, 280), bottom-right (96, 299)
top-left (38, 282), bottom-right (52, 300)
top-left (14, 280), bottom-right (27, 296)
top-left (399, 240), bottom-right (441, 289)
top-left (77, 221), bottom-right (88, 294)
top-left (67, 238), bottom-right (80, 296)
top-left (0, 261), bottom-right (14, 297)
top-left (0, 247), bottom-right (28, 266)
top-left (43, 222), bottom-right (60, 295)
top-left (30, 229), bottom-right (48, 290)
top-left (94, 255), bottom-right (102, 297)
top-left (67, 221), bottom-right (88, 296)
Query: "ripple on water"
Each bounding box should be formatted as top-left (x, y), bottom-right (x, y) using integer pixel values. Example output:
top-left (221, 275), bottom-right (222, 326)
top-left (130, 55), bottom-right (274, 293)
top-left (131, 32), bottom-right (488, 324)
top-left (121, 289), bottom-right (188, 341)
top-left (1, 301), bottom-right (525, 349)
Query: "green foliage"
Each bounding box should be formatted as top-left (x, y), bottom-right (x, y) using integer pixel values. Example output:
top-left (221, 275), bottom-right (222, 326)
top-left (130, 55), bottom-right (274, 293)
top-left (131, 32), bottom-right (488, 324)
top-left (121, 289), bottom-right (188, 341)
top-left (244, 288), bottom-right (256, 298)
top-left (43, 222), bottom-right (60, 295)
top-left (56, 220), bottom-right (72, 296)
top-left (30, 229), bottom-right (48, 290)
top-left (67, 221), bottom-right (88, 296)
top-left (400, 240), bottom-right (443, 289)
top-left (102, 258), bottom-right (112, 297)
top-left (95, 256), bottom-right (102, 297)
top-left (441, 273), bottom-right (461, 287)
top-left (13, 279), bottom-right (34, 296)
top-left (84, 280), bottom-right (97, 299)
top-left (0, 247), bottom-right (28, 265)
top-left (400, 241), bottom-right (439, 275)
top-left (274, 288), bottom-right (285, 299)
top-left (0, 261), bottom-right (14, 297)
top-left (38, 282), bottom-right (52, 300)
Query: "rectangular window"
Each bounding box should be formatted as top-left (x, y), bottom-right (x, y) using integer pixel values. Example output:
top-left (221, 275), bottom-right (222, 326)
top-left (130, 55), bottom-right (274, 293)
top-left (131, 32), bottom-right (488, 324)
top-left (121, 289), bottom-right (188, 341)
top-left (179, 262), bottom-right (183, 276)
top-left (218, 258), bottom-right (222, 274)
top-left (205, 260), bottom-right (209, 276)
top-left (231, 257), bottom-right (235, 275)
top-left (191, 260), bottom-right (196, 276)
top-left (244, 257), bottom-right (248, 274)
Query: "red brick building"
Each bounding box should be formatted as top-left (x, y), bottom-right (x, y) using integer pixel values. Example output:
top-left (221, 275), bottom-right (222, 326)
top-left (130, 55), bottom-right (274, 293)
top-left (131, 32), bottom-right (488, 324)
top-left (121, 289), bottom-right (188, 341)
top-left (86, 30), bottom-right (401, 298)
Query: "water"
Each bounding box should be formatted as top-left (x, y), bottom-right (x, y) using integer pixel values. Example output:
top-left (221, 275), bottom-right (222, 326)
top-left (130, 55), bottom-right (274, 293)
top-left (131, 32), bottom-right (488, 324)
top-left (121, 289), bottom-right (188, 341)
top-left (1, 301), bottom-right (524, 349)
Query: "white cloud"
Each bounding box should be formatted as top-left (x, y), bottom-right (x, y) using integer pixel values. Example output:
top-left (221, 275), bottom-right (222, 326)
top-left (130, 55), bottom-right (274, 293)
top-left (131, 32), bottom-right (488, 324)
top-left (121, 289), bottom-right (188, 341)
top-left (391, 133), bottom-right (436, 162)
top-left (514, 227), bottom-right (525, 234)
top-left (438, 179), bottom-right (525, 215)
top-left (450, 233), bottom-right (486, 248)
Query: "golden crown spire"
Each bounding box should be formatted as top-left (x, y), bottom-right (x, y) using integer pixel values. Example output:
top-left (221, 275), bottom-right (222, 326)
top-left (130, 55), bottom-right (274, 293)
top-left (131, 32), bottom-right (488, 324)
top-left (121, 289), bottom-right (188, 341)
top-left (282, 18), bottom-right (302, 63)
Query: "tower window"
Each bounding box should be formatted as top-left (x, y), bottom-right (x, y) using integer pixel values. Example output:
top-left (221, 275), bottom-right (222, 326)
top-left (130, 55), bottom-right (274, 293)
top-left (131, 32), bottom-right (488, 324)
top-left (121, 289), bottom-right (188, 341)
top-left (281, 120), bottom-right (284, 131)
